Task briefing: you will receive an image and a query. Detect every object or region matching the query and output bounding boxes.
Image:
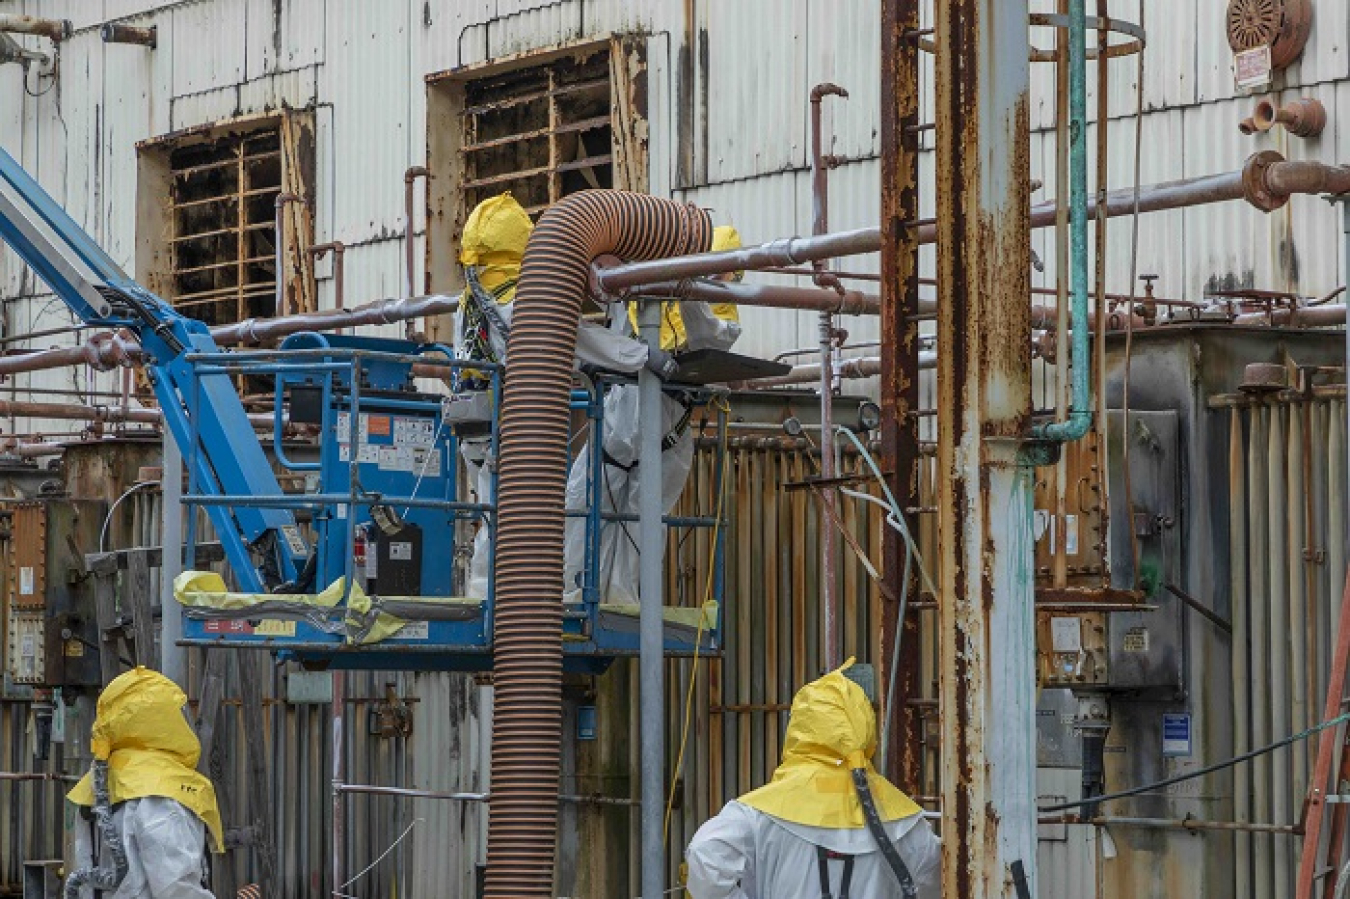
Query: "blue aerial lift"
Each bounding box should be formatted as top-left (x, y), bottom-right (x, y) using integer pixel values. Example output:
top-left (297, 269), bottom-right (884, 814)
top-left (0, 146), bottom-right (730, 673)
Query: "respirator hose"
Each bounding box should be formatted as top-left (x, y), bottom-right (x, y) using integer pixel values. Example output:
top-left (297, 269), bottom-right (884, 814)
top-left (850, 767), bottom-right (918, 899)
top-left (63, 759), bottom-right (129, 898)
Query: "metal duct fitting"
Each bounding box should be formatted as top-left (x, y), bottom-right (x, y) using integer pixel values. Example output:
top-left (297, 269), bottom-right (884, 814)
top-left (1253, 97), bottom-right (1327, 139)
top-left (484, 191), bottom-right (711, 897)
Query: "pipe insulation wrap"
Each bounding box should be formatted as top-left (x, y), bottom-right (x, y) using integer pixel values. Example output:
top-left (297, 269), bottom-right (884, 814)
top-left (485, 191), bottom-right (712, 897)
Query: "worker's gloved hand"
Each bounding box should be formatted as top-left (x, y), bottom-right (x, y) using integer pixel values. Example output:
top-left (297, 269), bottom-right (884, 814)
top-left (645, 345), bottom-right (680, 381)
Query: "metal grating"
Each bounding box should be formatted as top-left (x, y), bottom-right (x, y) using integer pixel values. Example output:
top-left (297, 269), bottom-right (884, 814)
top-left (168, 128), bottom-right (284, 327)
top-left (460, 47), bottom-right (615, 217)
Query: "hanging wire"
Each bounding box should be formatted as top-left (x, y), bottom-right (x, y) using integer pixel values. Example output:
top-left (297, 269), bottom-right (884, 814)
top-left (1121, 1), bottom-right (1147, 586)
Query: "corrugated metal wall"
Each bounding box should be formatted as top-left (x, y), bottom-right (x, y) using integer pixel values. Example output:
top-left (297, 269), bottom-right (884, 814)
top-left (1229, 392), bottom-right (1349, 899)
top-left (663, 437), bottom-right (890, 880)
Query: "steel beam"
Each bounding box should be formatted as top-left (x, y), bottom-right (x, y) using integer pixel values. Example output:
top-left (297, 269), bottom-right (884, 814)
top-left (934, 1), bottom-right (1038, 897)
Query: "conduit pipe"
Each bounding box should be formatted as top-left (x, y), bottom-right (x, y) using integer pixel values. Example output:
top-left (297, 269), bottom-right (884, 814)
top-left (595, 153), bottom-right (1350, 290)
top-left (485, 191), bottom-right (712, 898)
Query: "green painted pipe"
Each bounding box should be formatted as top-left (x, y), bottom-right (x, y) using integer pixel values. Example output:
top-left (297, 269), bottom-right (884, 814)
top-left (1033, 0), bottom-right (1092, 442)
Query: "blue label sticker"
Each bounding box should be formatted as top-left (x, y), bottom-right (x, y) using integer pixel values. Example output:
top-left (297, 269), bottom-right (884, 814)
top-left (1162, 713), bottom-right (1192, 757)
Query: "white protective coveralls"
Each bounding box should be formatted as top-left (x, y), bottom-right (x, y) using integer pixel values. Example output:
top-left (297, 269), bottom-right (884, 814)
top-left (560, 225), bottom-right (744, 604)
top-left (685, 661), bottom-right (941, 899)
top-left (67, 666), bottom-right (223, 899)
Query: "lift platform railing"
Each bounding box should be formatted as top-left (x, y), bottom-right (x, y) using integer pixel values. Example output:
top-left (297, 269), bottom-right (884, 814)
top-left (173, 340), bottom-right (730, 672)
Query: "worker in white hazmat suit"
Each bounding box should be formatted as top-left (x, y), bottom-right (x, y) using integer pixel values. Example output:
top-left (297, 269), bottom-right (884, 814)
top-left (456, 192), bottom-right (676, 596)
top-left (685, 660), bottom-right (940, 899)
top-left (66, 667), bottom-right (224, 899)
top-left (560, 225), bottom-right (743, 604)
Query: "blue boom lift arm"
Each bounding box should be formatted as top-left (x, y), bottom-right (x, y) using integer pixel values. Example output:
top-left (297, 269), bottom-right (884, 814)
top-left (0, 146), bottom-right (307, 592)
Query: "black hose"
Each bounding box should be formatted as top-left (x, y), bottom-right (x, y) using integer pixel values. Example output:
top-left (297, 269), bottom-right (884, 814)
top-left (63, 760), bottom-right (128, 898)
top-left (850, 767), bottom-right (918, 899)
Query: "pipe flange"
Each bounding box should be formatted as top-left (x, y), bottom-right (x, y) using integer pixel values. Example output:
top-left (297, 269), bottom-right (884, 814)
top-left (1243, 150), bottom-right (1288, 212)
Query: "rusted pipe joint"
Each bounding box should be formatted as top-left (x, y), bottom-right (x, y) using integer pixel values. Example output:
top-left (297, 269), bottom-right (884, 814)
top-left (1238, 117), bottom-right (1258, 136)
top-left (1253, 97), bottom-right (1326, 139)
top-left (100, 23), bottom-right (157, 47)
top-left (810, 83), bottom-right (850, 103)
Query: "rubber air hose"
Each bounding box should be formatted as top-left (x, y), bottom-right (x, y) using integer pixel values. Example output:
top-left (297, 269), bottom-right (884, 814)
top-left (484, 191), bottom-right (711, 897)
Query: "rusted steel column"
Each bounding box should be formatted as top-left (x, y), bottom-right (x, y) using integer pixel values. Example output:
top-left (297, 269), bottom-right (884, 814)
top-left (934, 0), bottom-right (1038, 897)
top-left (879, 0), bottom-right (926, 794)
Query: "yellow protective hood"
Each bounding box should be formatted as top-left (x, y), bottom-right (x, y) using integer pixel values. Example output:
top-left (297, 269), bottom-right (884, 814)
top-left (460, 191), bottom-right (532, 297)
top-left (738, 659), bottom-right (921, 829)
top-left (629, 225), bottom-right (742, 351)
top-left (69, 667), bottom-right (224, 851)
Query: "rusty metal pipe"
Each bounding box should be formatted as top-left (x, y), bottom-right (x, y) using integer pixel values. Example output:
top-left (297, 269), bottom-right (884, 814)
top-left (810, 81), bottom-right (849, 669)
top-left (746, 353), bottom-right (937, 389)
top-left (1254, 97), bottom-right (1327, 139)
top-left (486, 191), bottom-right (711, 898)
top-left (404, 167), bottom-right (429, 300)
top-left (0, 398), bottom-right (282, 431)
top-left (0, 14), bottom-right (71, 41)
top-left (273, 193), bottom-right (303, 317)
top-left (100, 23), bottom-right (156, 47)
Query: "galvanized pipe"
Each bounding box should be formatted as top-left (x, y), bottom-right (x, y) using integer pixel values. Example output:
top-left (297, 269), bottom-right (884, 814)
top-left (745, 353), bottom-right (938, 389)
top-left (810, 81), bottom-right (848, 669)
top-left (1270, 407), bottom-right (1293, 892)
top-left (331, 670), bottom-right (345, 894)
top-left (1046, 814), bottom-right (1298, 835)
top-left (160, 440), bottom-right (185, 686)
top-left (0, 14), bottom-right (70, 40)
top-left (637, 298), bottom-right (667, 899)
top-left (596, 154), bottom-right (1350, 292)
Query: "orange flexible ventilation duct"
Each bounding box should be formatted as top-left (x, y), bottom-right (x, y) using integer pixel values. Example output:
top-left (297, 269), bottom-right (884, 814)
top-left (485, 191), bottom-right (712, 896)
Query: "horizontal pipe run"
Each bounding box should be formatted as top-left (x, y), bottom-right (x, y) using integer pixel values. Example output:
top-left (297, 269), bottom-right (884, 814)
top-left (1232, 304), bottom-right (1347, 328)
top-left (745, 353), bottom-right (936, 388)
top-left (0, 399), bottom-right (287, 431)
top-left (0, 13), bottom-right (71, 40)
top-left (0, 771), bottom-right (78, 783)
top-left (100, 23), bottom-right (156, 46)
top-left (596, 154), bottom-right (1350, 289)
top-left (1042, 814), bottom-right (1298, 835)
top-left (335, 783), bottom-right (639, 807)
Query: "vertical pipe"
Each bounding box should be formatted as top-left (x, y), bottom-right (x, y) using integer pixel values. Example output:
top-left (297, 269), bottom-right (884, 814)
top-left (637, 300), bottom-right (665, 899)
top-left (935, 0), bottom-right (1036, 895)
top-left (1033, 0), bottom-right (1090, 442)
top-left (1269, 406), bottom-right (1292, 896)
top-left (405, 166), bottom-right (430, 338)
top-left (274, 193), bottom-right (302, 317)
top-left (161, 440), bottom-right (185, 686)
top-left (1231, 408), bottom-right (1252, 899)
top-left (331, 670), bottom-right (345, 896)
top-left (810, 83), bottom-right (848, 670)
top-left (1250, 407), bottom-right (1272, 898)
top-left (879, 0), bottom-right (925, 789)
top-left (1051, 0), bottom-right (1071, 589)
top-left (1289, 405), bottom-right (1310, 804)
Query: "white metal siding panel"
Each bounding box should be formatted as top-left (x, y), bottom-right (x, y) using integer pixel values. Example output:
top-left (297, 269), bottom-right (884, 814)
top-left (171, 0), bottom-right (246, 96)
top-left (236, 63), bottom-right (319, 114)
top-left (704, 0), bottom-right (808, 183)
top-left (244, 0), bottom-right (326, 80)
top-left (321, 0), bottom-right (413, 246)
top-left (805, 0), bottom-right (881, 162)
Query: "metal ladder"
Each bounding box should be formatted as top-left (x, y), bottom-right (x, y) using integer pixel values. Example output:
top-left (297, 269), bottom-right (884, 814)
top-left (1297, 566), bottom-right (1350, 899)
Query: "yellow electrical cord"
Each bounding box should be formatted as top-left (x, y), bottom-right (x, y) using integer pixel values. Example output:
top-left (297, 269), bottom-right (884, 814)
top-left (663, 395), bottom-right (730, 845)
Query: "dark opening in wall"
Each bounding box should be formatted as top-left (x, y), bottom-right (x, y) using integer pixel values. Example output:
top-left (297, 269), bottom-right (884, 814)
top-left (460, 46), bottom-right (615, 217)
top-left (168, 127), bottom-right (284, 326)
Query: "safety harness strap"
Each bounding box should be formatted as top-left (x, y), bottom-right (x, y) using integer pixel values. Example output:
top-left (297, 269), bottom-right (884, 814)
top-left (814, 845), bottom-right (856, 899)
